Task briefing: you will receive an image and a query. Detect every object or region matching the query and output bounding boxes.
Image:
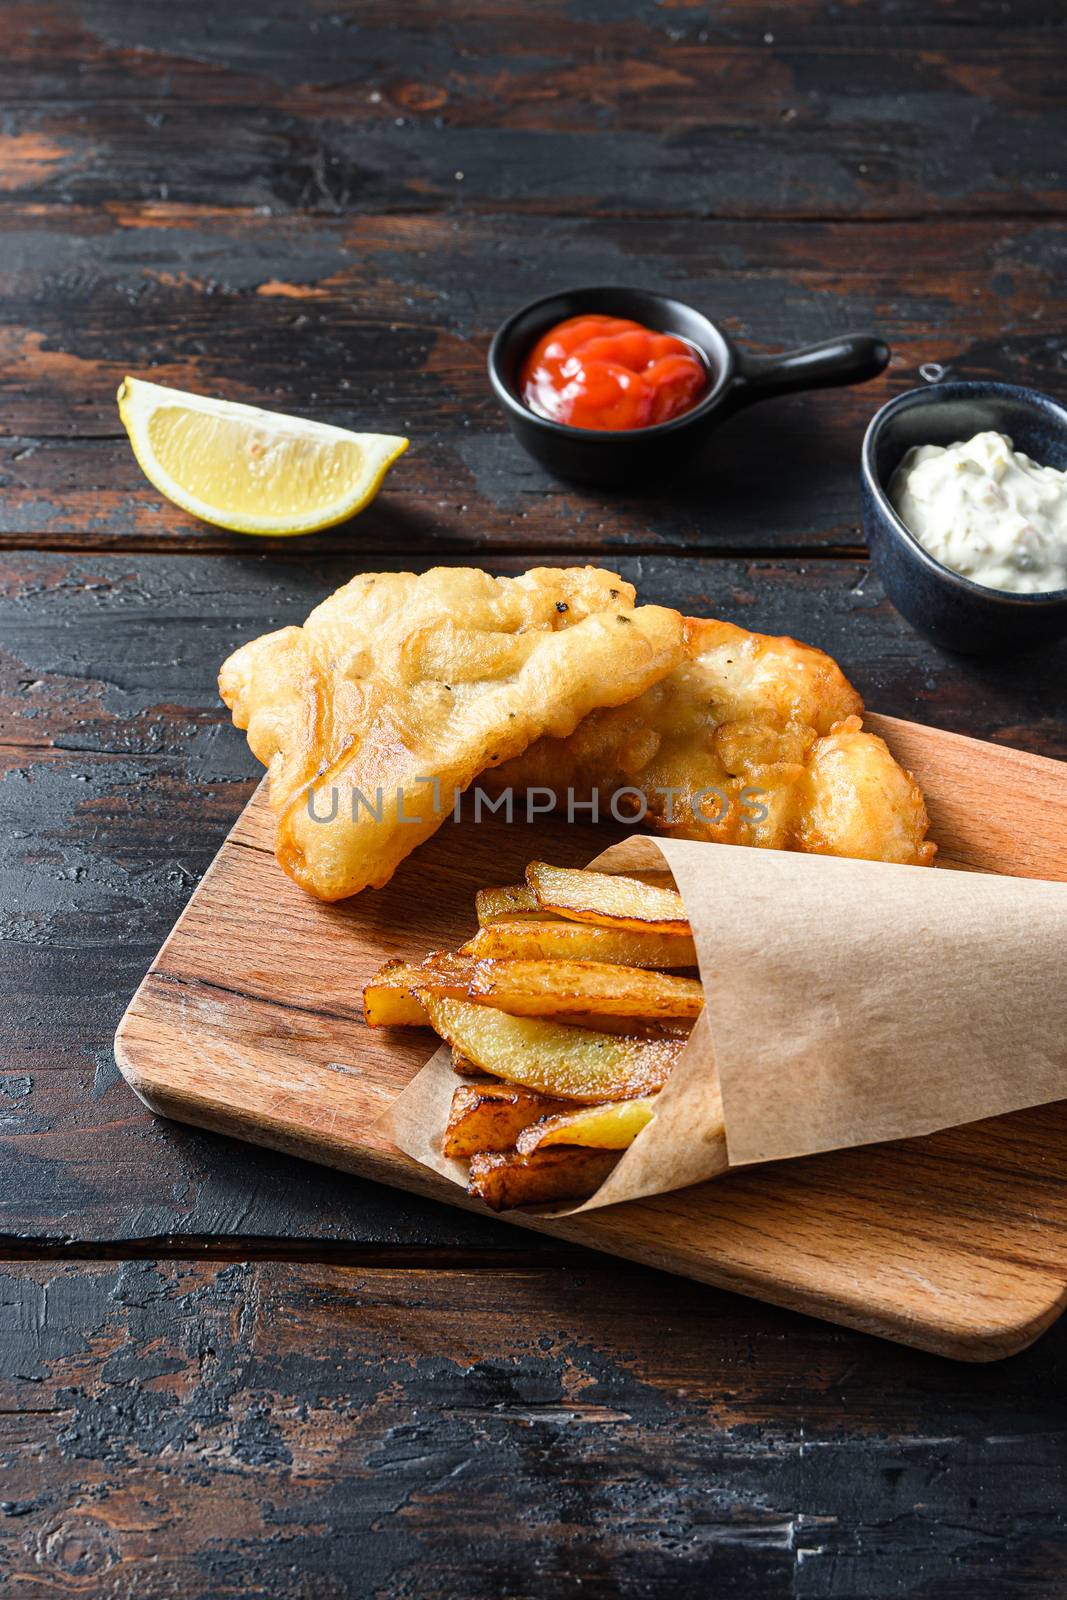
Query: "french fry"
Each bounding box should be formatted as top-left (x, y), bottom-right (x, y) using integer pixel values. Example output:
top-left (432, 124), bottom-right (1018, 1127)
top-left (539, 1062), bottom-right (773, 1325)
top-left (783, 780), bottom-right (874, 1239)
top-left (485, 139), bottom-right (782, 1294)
top-left (543, 1013), bottom-right (692, 1039)
top-left (460, 919), bottom-right (698, 969)
top-left (467, 1147), bottom-right (619, 1211)
top-left (443, 1083), bottom-right (570, 1158)
top-left (395, 953), bottom-right (702, 1023)
top-left (516, 1096), bottom-right (658, 1154)
top-left (622, 869), bottom-right (677, 889)
top-left (526, 861), bottom-right (690, 934)
top-left (362, 960), bottom-right (431, 1027)
top-left (475, 883), bottom-right (545, 924)
top-left (363, 951), bottom-right (479, 1027)
top-left (465, 958), bottom-right (703, 1019)
top-left (384, 856), bottom-right (698, 1201)
top-left (477, 871), bottom-right (676, 928)
top-left (419, 995), bottom-right (683, 1102)
top-left (455, 1019), bottom-right (688, 1051)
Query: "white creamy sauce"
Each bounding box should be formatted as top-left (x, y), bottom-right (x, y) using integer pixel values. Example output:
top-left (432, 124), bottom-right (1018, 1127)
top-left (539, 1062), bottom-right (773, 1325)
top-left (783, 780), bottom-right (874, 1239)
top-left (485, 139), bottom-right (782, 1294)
top-left (888, 430), bottom-right (1067, 594)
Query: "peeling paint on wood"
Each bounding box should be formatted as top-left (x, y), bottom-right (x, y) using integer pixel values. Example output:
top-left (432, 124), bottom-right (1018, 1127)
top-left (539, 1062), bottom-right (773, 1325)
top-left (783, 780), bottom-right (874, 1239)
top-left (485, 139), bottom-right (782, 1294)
top-left (0, 1260), bottom-right (1065, 1597)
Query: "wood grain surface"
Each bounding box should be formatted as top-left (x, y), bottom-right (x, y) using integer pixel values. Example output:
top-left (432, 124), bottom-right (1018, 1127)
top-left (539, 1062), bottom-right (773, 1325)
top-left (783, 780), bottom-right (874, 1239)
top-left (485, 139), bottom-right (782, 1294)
top-left (115, 716), bottom-right (1067, 1361)
top-left (3, 1256), bottom-right (1064, 1600)
top-left (4, 1), bottom-right (1067, 1591)
top-left (0, 207), bottom-right (1064, 556)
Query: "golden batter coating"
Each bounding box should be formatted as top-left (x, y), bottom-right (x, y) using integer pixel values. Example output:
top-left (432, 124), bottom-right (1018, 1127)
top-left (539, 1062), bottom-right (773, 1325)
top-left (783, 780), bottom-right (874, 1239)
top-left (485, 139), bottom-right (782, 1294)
top-left (491, 618), bottom-right (935, 866)
top-left (219, 566), bottom-right (686, 899)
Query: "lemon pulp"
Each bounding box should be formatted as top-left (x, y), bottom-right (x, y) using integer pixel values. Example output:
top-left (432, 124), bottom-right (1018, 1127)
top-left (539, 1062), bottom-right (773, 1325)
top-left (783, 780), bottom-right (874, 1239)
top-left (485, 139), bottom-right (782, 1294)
top-left (118, 377), bottom-right (408, 536)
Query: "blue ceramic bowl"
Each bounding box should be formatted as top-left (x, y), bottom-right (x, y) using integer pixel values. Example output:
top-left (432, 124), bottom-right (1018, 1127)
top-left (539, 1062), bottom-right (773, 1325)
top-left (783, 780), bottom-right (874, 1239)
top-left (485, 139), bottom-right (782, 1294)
top-left (489, 285), bottom-right (889, 487)
top-left (862, 381), bottom-right (1067, 654)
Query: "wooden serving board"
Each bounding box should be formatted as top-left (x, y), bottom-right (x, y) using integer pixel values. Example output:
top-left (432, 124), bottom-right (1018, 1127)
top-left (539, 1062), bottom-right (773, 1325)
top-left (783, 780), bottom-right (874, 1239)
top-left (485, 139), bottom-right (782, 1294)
top-left (115, 714), bottom-right (1067, 1361)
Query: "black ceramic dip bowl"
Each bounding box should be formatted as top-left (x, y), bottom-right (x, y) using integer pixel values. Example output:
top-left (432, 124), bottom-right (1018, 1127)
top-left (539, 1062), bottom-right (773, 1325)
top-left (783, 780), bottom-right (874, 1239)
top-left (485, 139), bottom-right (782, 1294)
top-left (862, 381), bottom-right (1067, 655)
top-left (488, 285), bottom-right (889, 487)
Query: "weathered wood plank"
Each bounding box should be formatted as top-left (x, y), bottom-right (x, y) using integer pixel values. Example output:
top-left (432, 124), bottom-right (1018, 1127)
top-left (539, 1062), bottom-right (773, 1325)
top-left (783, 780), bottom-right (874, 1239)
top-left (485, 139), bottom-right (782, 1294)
top-left (0, 208), bottom-right (1063, 552)
top-left (0, 1258), bottom-right (1064, 1597)
top-left (1, 551), bottom-right (1065, 1247)
top-left (7, 0), bottom-right (1066, 110)
top-left (0, 1), bottom-right (1063, 219)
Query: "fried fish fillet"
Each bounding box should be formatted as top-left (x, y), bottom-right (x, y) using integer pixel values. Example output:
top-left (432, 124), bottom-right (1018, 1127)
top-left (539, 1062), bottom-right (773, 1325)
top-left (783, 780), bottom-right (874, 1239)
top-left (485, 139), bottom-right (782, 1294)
top-left (490, 618), bottom-right (935, 866)
top-left (219, 566), bottom-right (685, 899)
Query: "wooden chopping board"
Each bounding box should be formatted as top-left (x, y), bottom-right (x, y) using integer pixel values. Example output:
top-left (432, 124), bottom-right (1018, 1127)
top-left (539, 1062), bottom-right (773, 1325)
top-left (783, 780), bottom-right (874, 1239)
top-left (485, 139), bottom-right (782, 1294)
top-left (115, 714), bottom-right (1067, 1361)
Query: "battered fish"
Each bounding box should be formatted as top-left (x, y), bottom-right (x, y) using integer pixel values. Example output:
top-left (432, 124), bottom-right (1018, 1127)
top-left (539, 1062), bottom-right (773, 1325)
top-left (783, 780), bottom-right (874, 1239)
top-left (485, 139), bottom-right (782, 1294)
top-left (490, 618), bottom-right (935, 866)
top-left (219, 566), bottom-right (685, 900)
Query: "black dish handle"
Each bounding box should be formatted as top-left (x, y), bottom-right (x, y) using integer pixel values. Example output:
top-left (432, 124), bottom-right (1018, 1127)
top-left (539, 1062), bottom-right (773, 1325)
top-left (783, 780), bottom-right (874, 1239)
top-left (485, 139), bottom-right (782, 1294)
top-left (730, 333), bottom-right (890, 408)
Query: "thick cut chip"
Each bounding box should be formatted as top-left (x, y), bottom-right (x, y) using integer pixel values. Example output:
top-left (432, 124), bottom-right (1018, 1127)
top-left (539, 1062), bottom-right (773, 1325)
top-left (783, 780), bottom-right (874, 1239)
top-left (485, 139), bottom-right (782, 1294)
top-left (465, 958), bottom-right (703, 1018)
top-left (467, 1147), bottom-right (620, 1210)
top-left (489, 616), bottom-right (935, 866)
top-left (561, 1015), bottom-right (692, 1039)
top-left (475, 872), bottom-right (672, 927)
top-left (367, 947), bottom-right (700, 1024)
top-left (475, 883), bottom-right (545, 924)
top-left (420, 995), bottom-right (682, 1101)
top-left (443, 1083), bottom-right (570, 1158)
top-left (369, 951), bottom-right (700, 1022)
top-left (461, 919), bottom-right (698, 968)
top-left (363, 951), bottom-right (480, 1027)
top-left (516, 1097), bottom-right (658, 1154)
top-left (219, 566), bottom-right (685, 899)
top-left (526, 862), bottom-right (690, 934)
top-left (362, 961), bottom-right (430, 1027)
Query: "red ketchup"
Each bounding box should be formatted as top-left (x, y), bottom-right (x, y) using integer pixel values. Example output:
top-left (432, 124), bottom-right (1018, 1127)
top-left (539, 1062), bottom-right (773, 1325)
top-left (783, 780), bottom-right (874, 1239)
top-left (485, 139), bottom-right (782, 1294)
top-left (520, 314), bottom-right (709, 431)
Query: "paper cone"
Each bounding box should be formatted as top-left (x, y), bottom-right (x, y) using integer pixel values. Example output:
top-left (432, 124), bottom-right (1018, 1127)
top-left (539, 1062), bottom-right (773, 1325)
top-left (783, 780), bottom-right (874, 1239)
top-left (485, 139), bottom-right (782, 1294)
top-left (377, 836), bottom-right (1067, 1213)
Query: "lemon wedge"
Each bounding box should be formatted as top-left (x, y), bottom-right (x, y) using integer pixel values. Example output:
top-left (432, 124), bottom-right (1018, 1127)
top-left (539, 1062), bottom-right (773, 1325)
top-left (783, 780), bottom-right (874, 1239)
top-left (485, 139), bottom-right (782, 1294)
top-left (117, 377), bottom-right (408, 536)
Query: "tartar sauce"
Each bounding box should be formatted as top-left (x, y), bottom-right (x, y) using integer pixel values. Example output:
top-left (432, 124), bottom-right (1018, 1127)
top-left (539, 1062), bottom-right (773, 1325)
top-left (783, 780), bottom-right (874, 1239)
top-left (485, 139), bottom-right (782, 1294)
top-left (888, 430), bottom-right (1067, 594)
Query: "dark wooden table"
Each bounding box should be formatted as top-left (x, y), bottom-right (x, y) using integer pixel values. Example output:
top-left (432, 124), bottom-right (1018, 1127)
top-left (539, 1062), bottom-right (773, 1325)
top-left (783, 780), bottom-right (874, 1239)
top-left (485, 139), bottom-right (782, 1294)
top-left (3, 4), bottom-right (1066, 1595)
